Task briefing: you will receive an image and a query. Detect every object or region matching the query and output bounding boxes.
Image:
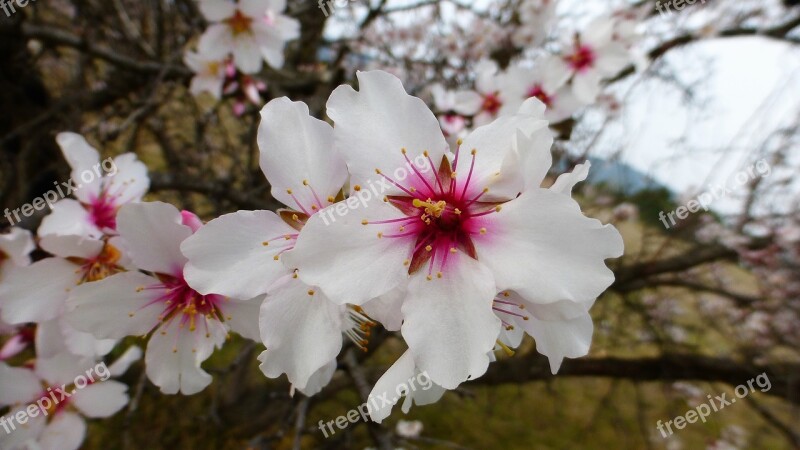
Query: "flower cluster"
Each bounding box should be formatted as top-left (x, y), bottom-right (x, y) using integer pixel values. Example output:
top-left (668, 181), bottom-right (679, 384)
top-left (1, 68), bottom-right (623, 446)
top-left (184, 0), bottom-right (300, 114)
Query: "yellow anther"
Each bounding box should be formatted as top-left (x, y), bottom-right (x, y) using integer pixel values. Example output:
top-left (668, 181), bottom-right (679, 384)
top-left (287, 188), bottom-right (293, 194)
top-left (262, 241), bottom-right (270, 246)
top-left (495, 206), bottom-right (502, 212)
top-left (456, 138), bottom-right (463, 145)
top-left (302, 179), bottom-right (309, 186)
top-left (375, 168), bottom-right (382, 174)
top-left (436, 272), bottom-right (443, 278)
top-left (377, 232), bottom-right (383, 238)
top-left (426, 275), bottom-right (432, 281)
top-left (308, 290), bottom-right (315, 296)
top-left (362, 219), bottom-right (369, 225)
top-left (327, 196), bottom-right (335, 203)
top-left (454, 208), bottom-right (461, 215)
top-left (273, 255), bottom-right (280, 261)
top-left (480, 228), bottom-right (487, 234)
top-left (403, 259), bottom-right (410, 266)
top-left (401, 148), bottom-right (407, 154)
top-left (292, 214), bottom-right (300, 222)
top-left (450, 248), bottom-right (458, 253)
top-left (425, 245), bottom-right (433, 252)
top-left (503, 292), bottom-right (510, 297)
top-left (412, 198), bottom-right (446, 218)
top-left (311, 205), bottom-right (318, 210)
top-left (471, 149), bottom-right (477, 155)
top-left (399, 226), bottom-right (405, 232)
top-left (354, 185), bottom-right (362, 191)
top-left (423, 150), bottom-right (429, 157)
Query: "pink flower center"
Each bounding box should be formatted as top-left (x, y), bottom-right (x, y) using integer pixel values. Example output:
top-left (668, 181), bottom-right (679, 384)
top-left (566, 45), bottom-right (596, 72)
top-left (89, 195), bottom-right (118, 231)
top-left (364, 148), bottom-right (502, 279)
top-left (481, 93), bottom-right (503, 115)
top-left (526, 84), bottom-right (553, 107)
top-left (140, 274), bottom-right (228, 335)
top-left (226, 10), bottom-right (253, 35)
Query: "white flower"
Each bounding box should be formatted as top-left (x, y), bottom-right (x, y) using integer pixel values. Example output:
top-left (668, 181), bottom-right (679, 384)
top-left (197, 0), bottom-right (300, 73)
top-left (284, 71), bottom-right (624, 389)
top-left (64, 202), bottom-right (262, 395)
top-left (471, 59), bottom-right (505, 127)
top-left (184, 50), bottom-right (230, 100)
top-left (0, 355), bottom-right (129, 450)
top-left (396, 420), bottom-right (424, 438)
top-left (429, 83), bottom-right (482, 117)
top-left (550, 18), bottom-right (632, 103)
top-left (499, 58), bottom-right (583, 123)
top-left (181, 98), bottom-right (378, 393)
top-left (511, 0), bottom-right (558, 48)
top-left (38, 133), bottom-right (149, 240)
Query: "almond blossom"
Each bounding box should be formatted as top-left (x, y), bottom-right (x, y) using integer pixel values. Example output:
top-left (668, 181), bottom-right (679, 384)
top-left (64, 202), bottom-right (262, 395)
top-left (37, 133), bottom-right (149, 240)
top-left (284, 70), bottom-right (624, 389)
top-left (0, 234), bottom-right (129, 360)
top-left (197, 0), bottom-right (300, 74)
top-left (184, 50), bottom-right (231, 100)
top-left (180, 98), bottom-right (382, 394)
top-left (499, 58), bottom-right (583, 123)
top-left (550, 17), bottom-right (632, 103)
top-left (0, 355), bottom-right (129, 450)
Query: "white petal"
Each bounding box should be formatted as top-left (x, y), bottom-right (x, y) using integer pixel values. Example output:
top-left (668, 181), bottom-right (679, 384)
top-left (550, 161), bottom-right (591, 195)
top-left (594, 42), bottom-right (630, 75)
top-left (401, 253), bottom-right (499, 389)
top-left (367, 351), bottom-right (445, 423)
top-left (0, 258), bottom-right (78, 324)
top-left (65, 272), bottom-right (164, 339)
top-left (232, 34), bottom-right (264, 74)
top-left (452, 90), bottom-right (483, 116)
top-left (56, 133), bottom-right (101, 202)
top-left (37, 199), bottom-right (101, 239)
top-left (0, 227), bottom-right (34, 267)
top-left (457, 104), bottom-right (548, 200)
top-left (583, 18), bottom-right (614, 47)
top-left (473, 189), bottom-right (623, 304)
top-left (475, 59), bottom-right (499, 94)
top-left (221, 294), bottom-right (264, 341)
top-left (0, 405), bottom-right (47, 448)
top-left (39, 234), bottom-right (103, 259)
top-left (284, 201), bottom-right (411, 306)
top-left (326, 70), bottom-right (448, 194)
top-left (522, 311), bottom-right (593, 373)
top-left (198, 24), bottom-right (235, 59)
top-left (108, 346), bottom-right (143, 377)
top-left (239, 0), bottom-right (271, 17)
top-left (258, 276), bottom-right (344, 390)
top-left (571, 70), bottom-right (602, 104)
top-left (182, 210), bottom-right (295, 299)
top-left (0, 362), bottom-right (41, 405)
top-left (295, 360), bottom-right (336, 396)
top-left (198, 0), bottom-right (236, 20)
top-left (35, 353), bottom-right (97, 386)
top-left (70, 381), bottom-right (128, 418)
top-left (103, 153), bottom-right (150, 205)
top-left (361, 288), bottom-right (404, 332)
top-left (518, 127), bottom-right (554, 190)
top-left (258, 97), bottom-right (347, 211)
top-left (38, 412), bottom-right (85, 450)
top-left (117, 202), bottom-right (191, 276)
top-left (145, 317), bottom-right (226, 395)
top-left (538, 55), bottom-right (572, 92)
